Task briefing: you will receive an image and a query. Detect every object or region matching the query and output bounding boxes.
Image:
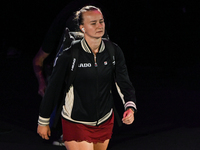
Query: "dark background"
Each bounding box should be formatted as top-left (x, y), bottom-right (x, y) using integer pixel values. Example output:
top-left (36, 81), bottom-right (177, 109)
top-left (1, 0), bottom-right (200, 65)
top-left (0, 0), bottom-right (200, 147)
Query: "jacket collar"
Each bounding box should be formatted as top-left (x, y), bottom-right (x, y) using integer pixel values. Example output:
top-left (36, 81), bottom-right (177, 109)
top-left (81, 38), bottom-right (105, 53)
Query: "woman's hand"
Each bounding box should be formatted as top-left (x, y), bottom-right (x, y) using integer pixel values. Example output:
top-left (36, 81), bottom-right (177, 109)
top-left (122, 108), bottom-right (134, 125)
top-left (37, 125), bottom-right (51, 140)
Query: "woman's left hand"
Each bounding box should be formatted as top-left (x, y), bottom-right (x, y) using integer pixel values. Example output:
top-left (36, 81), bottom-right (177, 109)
top-left (122, 108), bottom-right (134, 125)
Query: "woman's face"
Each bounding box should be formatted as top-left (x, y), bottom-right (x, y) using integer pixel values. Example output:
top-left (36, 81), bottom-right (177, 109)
top-left (80, 10), bottom-right (105, 39)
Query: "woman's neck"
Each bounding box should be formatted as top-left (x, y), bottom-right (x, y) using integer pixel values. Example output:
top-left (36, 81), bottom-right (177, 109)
top-left (84, 36), bottom-right (102, 55)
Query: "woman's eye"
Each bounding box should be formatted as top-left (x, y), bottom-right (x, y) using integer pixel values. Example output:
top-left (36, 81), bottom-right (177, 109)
top-left (100, 20), bottom-right (104, 23)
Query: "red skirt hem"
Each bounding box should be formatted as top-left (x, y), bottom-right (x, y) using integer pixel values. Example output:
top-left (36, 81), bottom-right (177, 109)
top-left (62, 113), bottom-right (114, 143)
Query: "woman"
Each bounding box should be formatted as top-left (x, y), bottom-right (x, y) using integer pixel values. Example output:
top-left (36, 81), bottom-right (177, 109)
top-left (37, 5), bottom-right (137, 150)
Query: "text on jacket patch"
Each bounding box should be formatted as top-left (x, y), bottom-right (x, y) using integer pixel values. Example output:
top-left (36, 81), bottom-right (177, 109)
top-left (78, 63), bottom-right (92, 68)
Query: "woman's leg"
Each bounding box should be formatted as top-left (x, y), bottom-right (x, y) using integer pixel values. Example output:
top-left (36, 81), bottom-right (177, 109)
top-left (93, 139), bottom-right (110, 150)
top-left (64, 141), bottom-right (94, 150)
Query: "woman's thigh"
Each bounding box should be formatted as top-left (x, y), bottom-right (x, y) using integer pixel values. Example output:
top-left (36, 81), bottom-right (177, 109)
top-left (94, 139), bottom-right (110, 150)
top-left (64, 140), bottom-right (93, 150)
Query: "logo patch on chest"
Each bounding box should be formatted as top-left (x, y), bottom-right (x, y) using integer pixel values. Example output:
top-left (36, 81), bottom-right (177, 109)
top-left (78, 63), bottom-right (92, 68)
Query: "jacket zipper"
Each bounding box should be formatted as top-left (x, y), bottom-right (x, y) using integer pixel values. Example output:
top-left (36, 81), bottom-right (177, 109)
top-left (93, 53), bottom-right (99, 125)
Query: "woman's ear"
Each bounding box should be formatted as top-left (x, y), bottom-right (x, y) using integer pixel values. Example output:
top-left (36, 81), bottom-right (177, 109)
top-left (79, 25), bottom-right (85, 33)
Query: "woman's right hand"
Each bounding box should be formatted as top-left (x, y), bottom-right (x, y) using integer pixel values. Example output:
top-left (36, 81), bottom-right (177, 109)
top-left (37, 125), bottom-right (51, 140)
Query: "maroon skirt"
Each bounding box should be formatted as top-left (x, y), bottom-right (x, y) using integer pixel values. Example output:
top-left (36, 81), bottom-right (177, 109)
top-left (62, 113), bottom-right (114, 143)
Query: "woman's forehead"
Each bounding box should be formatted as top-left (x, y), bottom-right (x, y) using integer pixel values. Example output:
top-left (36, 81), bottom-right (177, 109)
top-left (82, 10), bottom-right (103, 21)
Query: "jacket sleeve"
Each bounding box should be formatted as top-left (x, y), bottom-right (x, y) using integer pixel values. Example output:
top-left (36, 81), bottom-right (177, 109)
top-left (38, 50), bottom-right (71, 126)
top-left (114, 44), bottom-right (137, 112)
